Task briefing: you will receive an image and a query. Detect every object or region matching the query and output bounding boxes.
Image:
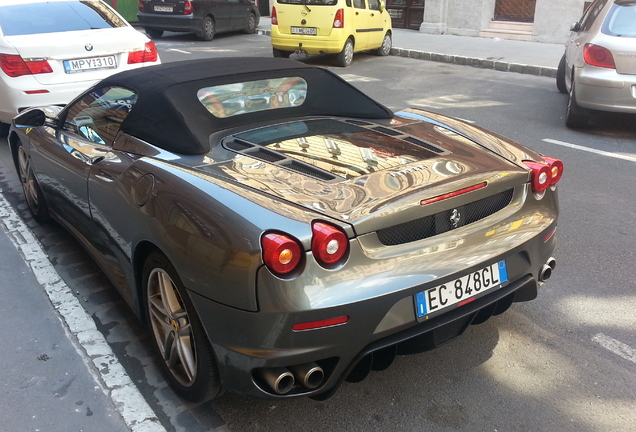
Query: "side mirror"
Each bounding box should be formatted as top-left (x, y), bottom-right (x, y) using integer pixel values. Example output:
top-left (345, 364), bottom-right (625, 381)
top-left (379, 0), bottom-right (385, 12)
top-left (13, 107), bottom-right (58, 128)
top-left (570, 22), bottom-right (581, 32)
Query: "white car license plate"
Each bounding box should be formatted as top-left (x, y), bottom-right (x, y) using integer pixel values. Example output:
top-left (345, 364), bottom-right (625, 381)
top-left (291, 27), bottom-right (317, 35)
top-left (154, 5), bottom-right (173, 12)
top-left (63, 56), bottom-right (117, 74)
top-left (415, 260), bottom-right (508, 319)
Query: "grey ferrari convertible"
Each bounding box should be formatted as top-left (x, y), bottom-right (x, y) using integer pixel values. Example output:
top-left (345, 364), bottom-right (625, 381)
top-left (8, 58), bottom-right (563, 402)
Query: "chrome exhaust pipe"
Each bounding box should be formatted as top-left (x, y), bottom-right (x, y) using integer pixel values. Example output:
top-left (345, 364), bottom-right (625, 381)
top-left (260, 367), bottom-right (295, 395)
top-left (539, 257), bottom-right (556, 282)
top-left (288, 362), bottom-right (324, 389)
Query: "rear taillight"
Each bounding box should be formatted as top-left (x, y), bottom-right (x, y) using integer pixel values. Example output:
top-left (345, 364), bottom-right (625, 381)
top-left (523, 156), bottom-right (564, 194)
top-left (271, 7), bottom-right (278, 25)
top-left (138, 0), bottom-right (144, 12)
top-left (262, 233), bottom-right (302, 275)
top-left (127, 41), bottom-right (158, 64)
top-left (333, 9), bottom-right (344, 28)
top-left (583, 43), bottom-right (615, 69)
top-left (542, 156), bottom-right (564, 186)
top-left (312, 222), bottom-right (348, 267)
top-left (0, 54), bottom-right (52, 77)
top-left (184, 0), bottom-right (193, 15)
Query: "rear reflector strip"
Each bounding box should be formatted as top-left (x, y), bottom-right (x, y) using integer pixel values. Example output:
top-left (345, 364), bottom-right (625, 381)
top-left (420, 182), bottom-right (487, 206)
top-left (25, 90), bottom-right (49, 94)
top-left (292, 316), bottom-right (349, 331)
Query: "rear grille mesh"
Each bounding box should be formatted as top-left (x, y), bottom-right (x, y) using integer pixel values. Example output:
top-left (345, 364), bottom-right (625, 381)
top-left (376, 189), bottom-right (514, 246)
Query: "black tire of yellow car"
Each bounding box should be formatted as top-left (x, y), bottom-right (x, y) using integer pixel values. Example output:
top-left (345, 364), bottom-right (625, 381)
top-left (565, 81), bottom-right (590, 128)
top-left (199, 16), bottom-right (215, 41)
top-left (336, 38), bottom-right (354, 67)
top-left (556, 54), bottom-right (567, 94)
top-left (145, 28), bottom-right (163, 39)
top-left (272, 47), bottom-right (291, 58)
top-left (142, 251), bottom-right (222, 403)
top-left (245, 13), bottom-right (257, 34)
top-left (17, 144), bottom-right (50, 223)
top-left (376, 32), bottom-right (392, 56)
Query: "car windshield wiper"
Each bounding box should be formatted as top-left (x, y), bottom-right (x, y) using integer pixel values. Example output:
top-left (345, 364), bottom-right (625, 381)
top-left (302, 0), bottom-right (311, 13)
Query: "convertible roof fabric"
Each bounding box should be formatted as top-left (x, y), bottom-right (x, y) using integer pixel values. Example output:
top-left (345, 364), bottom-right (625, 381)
top-left (99, 57), bottom-right (394, 155)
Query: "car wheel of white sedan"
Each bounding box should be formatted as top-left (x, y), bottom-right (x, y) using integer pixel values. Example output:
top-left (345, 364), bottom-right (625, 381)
top-left (565, 82), bottom-right (590, 128)
top-left (17, 145), bottom-right (50, 223)
top-left (143, 251), bottom-right (222, 402)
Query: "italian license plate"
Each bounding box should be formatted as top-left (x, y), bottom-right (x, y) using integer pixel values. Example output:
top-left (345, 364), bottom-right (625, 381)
top-left (415, 260), bottom-right (508, 319)
top-left (291, 27), bottom-right (317, 35)
top-left (154, 5), bottom-right (173, 12)
top-left (63, 56), bottom-right (117, 74)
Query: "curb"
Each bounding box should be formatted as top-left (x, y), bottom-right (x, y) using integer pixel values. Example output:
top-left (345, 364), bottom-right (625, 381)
top-left (389, 48), bottom-right (558, 78)
top-left (257, 28), bottom-right (557, 78)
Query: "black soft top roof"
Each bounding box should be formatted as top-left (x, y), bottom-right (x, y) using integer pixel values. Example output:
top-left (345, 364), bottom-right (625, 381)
top-left (99, 57), bottom-right (393, 155)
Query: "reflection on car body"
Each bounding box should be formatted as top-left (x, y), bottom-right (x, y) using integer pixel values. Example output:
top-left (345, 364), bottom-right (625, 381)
top-left (9, 58), bottom-right (563, 402)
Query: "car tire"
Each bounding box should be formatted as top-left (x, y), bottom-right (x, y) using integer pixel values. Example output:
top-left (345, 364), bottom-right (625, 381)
top-left (565, 81), bottom-right (590, 128)
top-left (143, 251), bottom-right (222, 403)
top-left (245, 13), bottom-right (257, 34)
top-left (336, 38), bottom-right (354, 67)
top-left (17, 144), bottom-right (50, 223)
top-left (145, 28), bottom-right (164, 39)
top-left (198, 16), bottom-right (215, 41)
top-left (272, 47), bottom-right (291, 58)
top-left (556, 54), bottom-right (567, 94)
top-left (0, 122), bottom-right (9, 138)
top-left (376, 32), bottom-right (392, 56)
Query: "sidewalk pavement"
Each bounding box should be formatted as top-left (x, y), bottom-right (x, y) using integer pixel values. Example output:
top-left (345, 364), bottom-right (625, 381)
top-left (257, 17), bottom-right (565, 78)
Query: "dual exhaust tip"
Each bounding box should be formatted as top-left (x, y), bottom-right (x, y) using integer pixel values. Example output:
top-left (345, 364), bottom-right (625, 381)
top-left (539, 257), bottom-right (556, 283)
top-left (259, 362), bottom-right (324, 395)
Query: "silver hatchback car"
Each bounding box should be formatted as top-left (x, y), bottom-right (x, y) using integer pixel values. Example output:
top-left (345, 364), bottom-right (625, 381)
top-left (556, 0), bottom-right (636, 128)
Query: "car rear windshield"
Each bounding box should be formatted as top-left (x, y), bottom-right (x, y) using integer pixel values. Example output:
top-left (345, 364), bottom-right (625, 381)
top-left (277, 0), bottom-right (339, 6)
top-left (0, 1), bottom-right (127, 36)
top-left (602, 2), bottom-right (636, 37)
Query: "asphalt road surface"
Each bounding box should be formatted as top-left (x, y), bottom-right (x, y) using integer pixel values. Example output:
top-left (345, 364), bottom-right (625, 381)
top-left (1, 30), bottom-right (634, 432)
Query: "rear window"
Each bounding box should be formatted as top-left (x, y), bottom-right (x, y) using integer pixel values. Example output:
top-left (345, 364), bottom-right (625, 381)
top-left (197, 77), bottom-right (307, 119)
top-left (602, 2), bottom-right (636, 37)
top-left (277, 0), bottom-right (339, 6)
top-left (0, 1), bottom-right (127, 36)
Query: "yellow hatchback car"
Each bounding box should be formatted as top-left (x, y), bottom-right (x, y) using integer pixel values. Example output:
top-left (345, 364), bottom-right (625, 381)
top-left (271, 0), bottom-right (392, 67)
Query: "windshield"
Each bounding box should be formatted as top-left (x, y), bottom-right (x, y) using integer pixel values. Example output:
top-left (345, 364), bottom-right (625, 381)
top-left (602, 2), bottom-right (636, 37)
top-left (0, 1), bottom-right (127, 36)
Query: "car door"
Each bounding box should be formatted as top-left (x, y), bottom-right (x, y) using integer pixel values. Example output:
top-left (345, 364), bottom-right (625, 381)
top-left (352, 0), bottom-right (369, 50)
top-left (202, 0), bottom-right (233, 32)
top-left (229, 0), bottom-right (252, 30)
top-left (366, 0), bottom-right (386, 48)
top-left (29, 86), bottom-right (132, 240)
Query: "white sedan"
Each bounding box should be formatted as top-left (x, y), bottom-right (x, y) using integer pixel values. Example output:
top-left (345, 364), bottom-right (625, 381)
top-left (0, 0), bottom-right (160, 135)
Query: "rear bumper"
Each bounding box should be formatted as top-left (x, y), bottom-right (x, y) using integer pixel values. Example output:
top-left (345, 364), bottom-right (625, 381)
top-left (271, 26), bottom-right (347, 54)
top-left (137, 12), bottom-right (201, 33)
top-left (190, 220), bottom-right (558, 399)
top-left (574, 65), bottom-right (636, 113)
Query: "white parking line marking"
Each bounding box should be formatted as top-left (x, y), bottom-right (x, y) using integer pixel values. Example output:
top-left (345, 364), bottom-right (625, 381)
top-left (543, 138), bottom-right (636, 163)
top-left (168, 48), bottom-right (191, 54)
top-left (0, 192), bottom-right (166, 432)
top-left (592, 333), bottom-right (636, 364)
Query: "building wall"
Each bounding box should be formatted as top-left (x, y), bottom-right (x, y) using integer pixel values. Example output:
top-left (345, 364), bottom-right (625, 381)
top-left (420, 0), bottom-right (588, 44)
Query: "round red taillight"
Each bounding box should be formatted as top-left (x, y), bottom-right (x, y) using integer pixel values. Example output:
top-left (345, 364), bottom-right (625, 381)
top-left (523, 161), bottom-right (551, 193)
top-left (542, 156), bottom-right (564, 185)
top-left (312, 222), bottom-right (348, 266)
top-left (262, 233), bottom-right (302, 275)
